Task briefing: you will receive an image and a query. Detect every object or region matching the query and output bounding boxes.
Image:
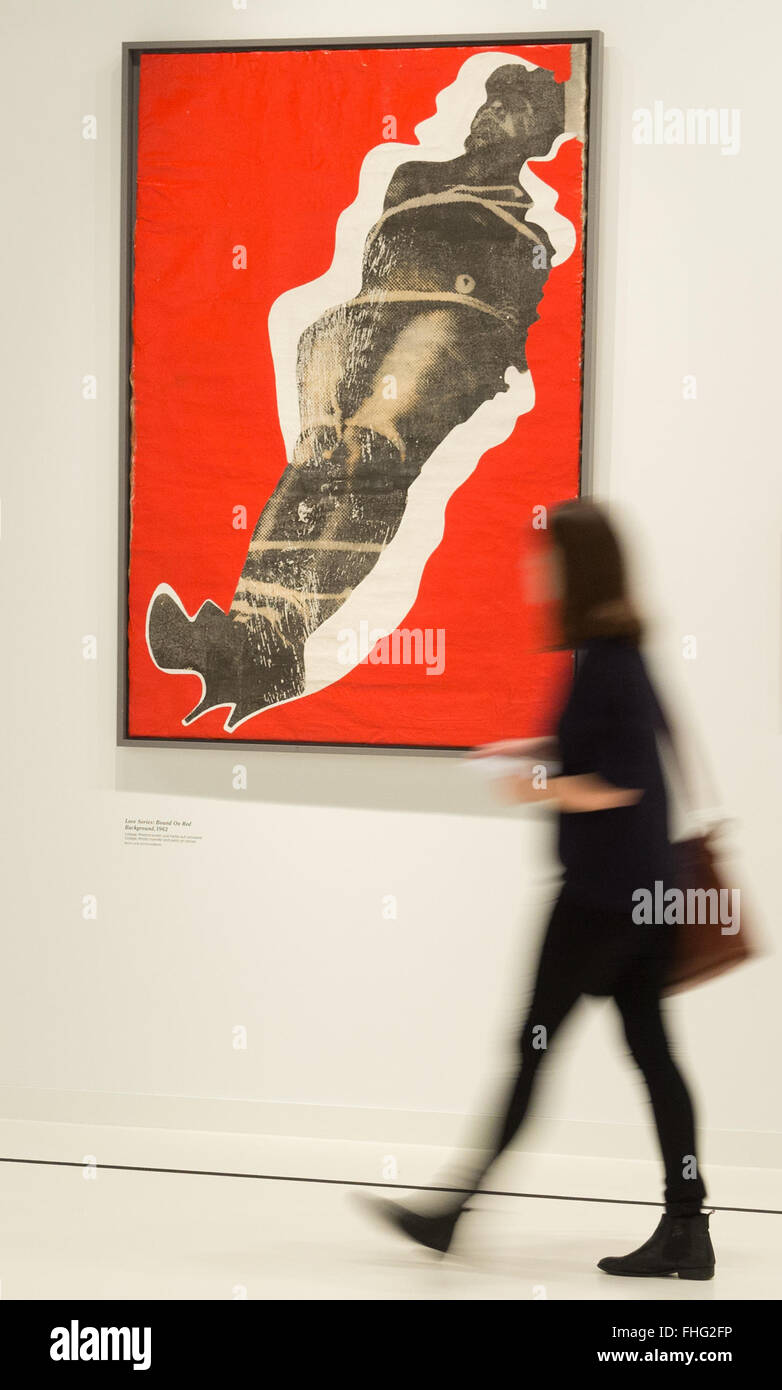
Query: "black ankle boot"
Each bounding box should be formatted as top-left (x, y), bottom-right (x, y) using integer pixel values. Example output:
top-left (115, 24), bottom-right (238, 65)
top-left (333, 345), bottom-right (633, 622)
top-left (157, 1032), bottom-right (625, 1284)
top-left (356, 1194), bottom-right (467, 1254)
top-left (598, 1212), bottom-right (715, 1280)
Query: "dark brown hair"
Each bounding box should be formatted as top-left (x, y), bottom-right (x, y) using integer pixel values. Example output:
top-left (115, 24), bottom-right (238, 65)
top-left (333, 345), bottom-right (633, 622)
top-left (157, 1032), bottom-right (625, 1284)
top-left (548, 499), bottom-right (644, 648)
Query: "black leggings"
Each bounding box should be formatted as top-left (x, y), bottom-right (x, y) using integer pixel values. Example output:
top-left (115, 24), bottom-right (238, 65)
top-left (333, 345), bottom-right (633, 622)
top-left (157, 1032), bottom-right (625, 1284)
top-left (471, 889), bottom-right (707, 1217)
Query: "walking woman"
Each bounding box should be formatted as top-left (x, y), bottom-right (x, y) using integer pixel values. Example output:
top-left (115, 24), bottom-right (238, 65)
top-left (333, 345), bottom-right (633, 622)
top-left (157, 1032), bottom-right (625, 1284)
top-left (364, 499), bottom-right (715, 1280)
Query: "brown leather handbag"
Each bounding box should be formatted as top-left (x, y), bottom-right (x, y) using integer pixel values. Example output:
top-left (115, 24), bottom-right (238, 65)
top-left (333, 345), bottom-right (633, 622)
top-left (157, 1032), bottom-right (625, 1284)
top-left (665, 825), bottom-right (754, 994)
top-left (656, 726), bottom-right (756, 995)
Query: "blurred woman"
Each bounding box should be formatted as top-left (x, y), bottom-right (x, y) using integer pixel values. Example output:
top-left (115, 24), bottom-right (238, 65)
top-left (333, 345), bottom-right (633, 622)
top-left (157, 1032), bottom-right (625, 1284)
top-left (364, 498), bottom-right (714, 1280)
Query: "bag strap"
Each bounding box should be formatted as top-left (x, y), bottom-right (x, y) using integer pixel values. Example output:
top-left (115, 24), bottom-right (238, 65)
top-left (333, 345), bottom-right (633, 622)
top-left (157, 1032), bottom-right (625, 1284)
top-left (651, 690), bottom-right (725, 832)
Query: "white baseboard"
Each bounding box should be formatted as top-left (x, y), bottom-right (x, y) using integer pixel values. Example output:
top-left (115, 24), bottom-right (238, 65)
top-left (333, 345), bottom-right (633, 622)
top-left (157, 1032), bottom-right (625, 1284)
top-left (0, 1084), bottom-right (779, 1173)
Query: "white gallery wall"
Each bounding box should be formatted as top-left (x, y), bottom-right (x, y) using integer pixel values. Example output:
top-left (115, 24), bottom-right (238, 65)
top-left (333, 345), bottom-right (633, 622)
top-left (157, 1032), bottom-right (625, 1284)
top-left (2, 0), bottom-right (781, 1190)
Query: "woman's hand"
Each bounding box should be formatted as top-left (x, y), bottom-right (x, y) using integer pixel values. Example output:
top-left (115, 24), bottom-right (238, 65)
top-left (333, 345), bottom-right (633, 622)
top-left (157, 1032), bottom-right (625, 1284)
top-left (555, 775), bottom-right (643, 812)
top-left (467, 737), bottom-right (559, 761)
top-left (496, 772), bottom-right (557, 805)
top-left (496, 772), bottom-right (643, 810)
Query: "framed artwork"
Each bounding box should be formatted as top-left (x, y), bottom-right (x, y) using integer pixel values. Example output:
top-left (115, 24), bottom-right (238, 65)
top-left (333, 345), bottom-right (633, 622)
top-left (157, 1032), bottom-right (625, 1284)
top-left (118, 32), bottom-right (602, 751)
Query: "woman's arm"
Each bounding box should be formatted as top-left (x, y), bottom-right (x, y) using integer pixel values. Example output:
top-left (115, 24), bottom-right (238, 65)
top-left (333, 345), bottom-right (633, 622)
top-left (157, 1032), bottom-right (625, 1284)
top-left (497, 771), bottom-right (643, 811)
top-left (468, 736), bottom-right (560, 761)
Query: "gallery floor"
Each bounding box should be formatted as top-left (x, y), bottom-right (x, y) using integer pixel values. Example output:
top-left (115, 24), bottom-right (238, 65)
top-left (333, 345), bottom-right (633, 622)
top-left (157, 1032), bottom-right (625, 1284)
top-left (0, 1123), bottom-right (778, 1300)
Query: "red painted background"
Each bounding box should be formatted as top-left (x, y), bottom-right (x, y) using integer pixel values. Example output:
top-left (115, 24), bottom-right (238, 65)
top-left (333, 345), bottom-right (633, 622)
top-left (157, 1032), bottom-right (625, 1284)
top-left (128, 44), bottom-right (582, 745)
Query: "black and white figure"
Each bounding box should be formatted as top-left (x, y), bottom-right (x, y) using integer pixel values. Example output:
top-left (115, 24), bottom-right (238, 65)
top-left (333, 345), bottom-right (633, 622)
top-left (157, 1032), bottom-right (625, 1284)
top-left (147, 54), bottom-right (584, 729)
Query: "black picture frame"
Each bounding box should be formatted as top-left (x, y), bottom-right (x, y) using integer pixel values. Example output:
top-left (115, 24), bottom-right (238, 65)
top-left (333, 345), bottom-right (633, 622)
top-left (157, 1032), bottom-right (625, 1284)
top-left (117, 31), bottom-right (603, 754)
